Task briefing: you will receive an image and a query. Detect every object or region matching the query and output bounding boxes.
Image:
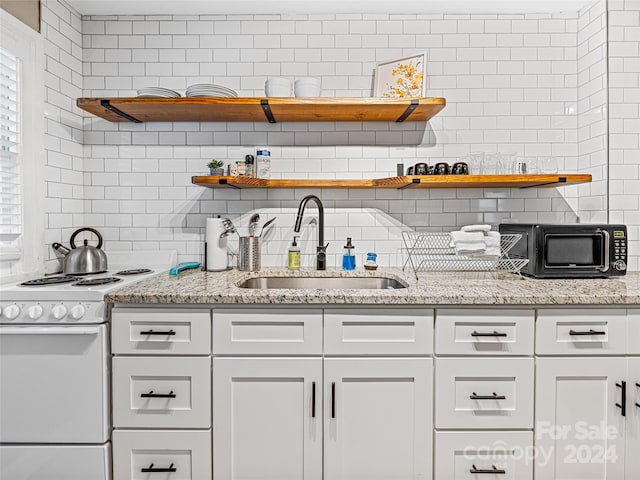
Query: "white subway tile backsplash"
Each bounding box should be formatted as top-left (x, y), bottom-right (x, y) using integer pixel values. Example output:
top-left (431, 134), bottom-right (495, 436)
top-left (25, 4), bottom-right (635, 269)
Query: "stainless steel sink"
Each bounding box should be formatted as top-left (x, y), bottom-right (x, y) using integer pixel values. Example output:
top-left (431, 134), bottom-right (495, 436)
top-left (238, 276), bottom-right (407, 290)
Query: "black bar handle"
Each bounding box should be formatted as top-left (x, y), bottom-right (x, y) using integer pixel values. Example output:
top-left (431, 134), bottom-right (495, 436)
top-left (470, 392), bottom-right (506, 400)
top-left (141, 463), bottom-right (176, 473)
top-left (311, 382), bottom-right (316, 418)
top-left (331, 382), bottom-right (336, 419)
top-left (636, 383), bottom-right (640, 409)
top-left (470, 465), bottom-right (506, 474)
top-left (471, 331), bottom-right (508, 337)
top-left (569, 329), bottom-right (606, 336)
top-left (140, 390), bottom-right (176, 399)
top-left (140, 329), bottom-right (176, 336)
top-left (616, 381), bottom-right (626, 417)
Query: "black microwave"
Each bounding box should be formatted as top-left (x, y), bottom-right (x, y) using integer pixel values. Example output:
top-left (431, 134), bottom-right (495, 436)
top-left (498, 223), bottom-right (627, 278)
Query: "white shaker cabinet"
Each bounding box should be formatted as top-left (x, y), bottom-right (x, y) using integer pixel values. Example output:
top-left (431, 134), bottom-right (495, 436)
top-left (535, 357), bottom-right (627, 480)
top-left (212, 308), bottom-right (433, 480)
top-left (323, 358), bottom-right (432, 480)
top-left (213, 358), bottom-right (323, 480)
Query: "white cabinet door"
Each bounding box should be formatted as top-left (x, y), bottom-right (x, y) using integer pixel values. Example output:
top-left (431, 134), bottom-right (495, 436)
top-left (535, 357), bottom-right (627, 480)
top-left (627, 358), bottom-right (640, 480)
top-left (213, 358), bottom-right (322, 480)
top-left (324, 358), bottom-right (432, 480)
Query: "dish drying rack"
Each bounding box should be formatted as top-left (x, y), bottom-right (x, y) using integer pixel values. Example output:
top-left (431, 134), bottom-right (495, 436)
top-left (401, 231), bottom-right (529, 279)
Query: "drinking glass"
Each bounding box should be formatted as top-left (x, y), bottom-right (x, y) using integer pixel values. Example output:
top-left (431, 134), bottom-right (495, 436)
top-left (499, 152), bottom-right (516, 174)
top-left (512, 156), bottom-right (537, 174)
top-left (481, 153), bottom-right (500, 175)
top-left (469, 152), bottom-right (484, 175)
top-left (539, 156), bottom-right (558, 174)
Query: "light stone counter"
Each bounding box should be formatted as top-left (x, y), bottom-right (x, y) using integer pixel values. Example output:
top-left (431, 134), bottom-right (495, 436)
top-left (105, 268), bottom-right (640, 306)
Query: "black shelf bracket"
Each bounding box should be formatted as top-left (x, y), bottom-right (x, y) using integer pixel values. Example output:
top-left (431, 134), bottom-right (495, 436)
top-left (521, 177), bottom-right (567, 189)
top-left (218, 178), bottom-right (241, 189)
top-left (396, 99), bottom-right (419, 122)
top-left (398, 177), bottom-right (421, 190)
top-left (100, 100), bottom-right (142, 123)
top-left (261, 99), bottom-right (277, 123)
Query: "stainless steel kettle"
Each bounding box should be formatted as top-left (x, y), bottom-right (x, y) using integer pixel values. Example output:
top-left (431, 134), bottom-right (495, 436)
top-left (52, 227), bottom-right (108, 274)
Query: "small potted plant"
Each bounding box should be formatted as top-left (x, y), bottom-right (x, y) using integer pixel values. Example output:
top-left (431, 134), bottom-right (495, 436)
top-left (207, 159), bottom-right (225, 176)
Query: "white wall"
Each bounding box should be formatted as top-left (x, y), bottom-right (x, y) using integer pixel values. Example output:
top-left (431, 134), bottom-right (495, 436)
top-left (79, 11), bottom-right (587, 267)
top-left (576, 0), bottom-right (608, 224)
top-left (33, 0), bottom-right (638, 271)
top-left (608, 0), bottom-right (640, 271)
top-left (41, 0), bottom-right (85, 273)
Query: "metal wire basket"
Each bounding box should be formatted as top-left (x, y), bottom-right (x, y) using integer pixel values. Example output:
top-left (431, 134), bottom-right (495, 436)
top-left (401, 231), bottom-right (529, 279)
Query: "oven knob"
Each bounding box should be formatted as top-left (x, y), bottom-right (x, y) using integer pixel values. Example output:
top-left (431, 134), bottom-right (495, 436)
top-left (614, 260), bottom-right (627, 271)
top-left (27, 305), bottom-right (44, 320)
top-left (3, 304), bottom-right (21, 320)
top-left (69, 304), bottom-right (86, 320)
top-left (51, 304), bottom-right (68, 319)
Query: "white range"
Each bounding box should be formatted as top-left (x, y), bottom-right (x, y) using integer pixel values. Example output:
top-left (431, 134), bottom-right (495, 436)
top-left (0, 251), bottom-right (177, 480)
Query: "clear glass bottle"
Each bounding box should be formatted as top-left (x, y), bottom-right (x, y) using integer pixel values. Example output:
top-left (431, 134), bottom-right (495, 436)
top-left (342, 237), bottom-right (356, 270)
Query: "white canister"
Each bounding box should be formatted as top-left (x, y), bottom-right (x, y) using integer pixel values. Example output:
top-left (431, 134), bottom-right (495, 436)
top-left (205, 217), bottom-right (230, 271)
top-left (256, 149), bottom-right (271, 179)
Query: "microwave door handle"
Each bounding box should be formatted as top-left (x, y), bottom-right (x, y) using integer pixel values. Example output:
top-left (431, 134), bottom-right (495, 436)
top-left (599, 229), bottom-right (610, 272)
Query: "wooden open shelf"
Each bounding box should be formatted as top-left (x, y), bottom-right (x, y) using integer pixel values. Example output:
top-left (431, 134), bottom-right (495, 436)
top-left (192, 174), bottom-right (592, 190)
top-left (77, 97), bottom-right (446, 123)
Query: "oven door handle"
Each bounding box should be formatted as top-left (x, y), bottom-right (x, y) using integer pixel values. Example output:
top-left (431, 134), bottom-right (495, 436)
top-left (0, 326), bottom-right (101, 335)
top-left (599, 229), bottom-right (610, 272)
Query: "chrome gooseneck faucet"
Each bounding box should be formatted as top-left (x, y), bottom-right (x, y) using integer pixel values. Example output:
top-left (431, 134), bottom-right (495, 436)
top-left (294, 195), bottom-right (328, 270)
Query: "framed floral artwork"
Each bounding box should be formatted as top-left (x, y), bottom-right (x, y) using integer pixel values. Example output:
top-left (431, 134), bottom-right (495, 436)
top-left (373, 53), bottom-right (427, 98)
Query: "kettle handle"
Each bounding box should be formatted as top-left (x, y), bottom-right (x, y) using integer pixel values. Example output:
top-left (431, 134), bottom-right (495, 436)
top-left (70, 227), bottom-right (103, 249)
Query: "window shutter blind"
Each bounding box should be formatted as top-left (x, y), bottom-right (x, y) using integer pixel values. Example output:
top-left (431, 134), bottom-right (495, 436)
top-left (0, 47), bottom-right (21, 259)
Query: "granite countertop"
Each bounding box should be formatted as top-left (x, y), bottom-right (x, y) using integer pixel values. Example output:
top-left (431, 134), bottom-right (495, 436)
top-left (105, 267), bottom-right (640, 306)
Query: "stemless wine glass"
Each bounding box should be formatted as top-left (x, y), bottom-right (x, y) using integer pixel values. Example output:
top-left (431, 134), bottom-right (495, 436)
top-left (499, 152), bottom-right (516, 174)
top-left (481, 153), bottom-right (500, 175)
top-left (539, 156), bottom-right (558, 174)
top-left (469, 152), bottom-right (484, 175)
top-left (512, 156), bottom-right (538, 174)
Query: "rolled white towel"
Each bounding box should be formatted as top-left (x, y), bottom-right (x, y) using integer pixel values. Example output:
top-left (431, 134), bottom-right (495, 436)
top-left (461, 224), bottom-right (492, 233)
top-left (450, 231), bottom-right (486, 255)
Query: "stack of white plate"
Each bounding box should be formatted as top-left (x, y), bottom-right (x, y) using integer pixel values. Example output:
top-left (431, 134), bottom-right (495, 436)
top-left (186, 84), bottom-right (238, 98)
top-left (136, 87), bottom-right (181, 98)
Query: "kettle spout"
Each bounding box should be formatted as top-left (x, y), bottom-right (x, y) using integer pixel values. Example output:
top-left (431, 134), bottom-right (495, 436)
top-left (52, 243), bottom-right (71, 255)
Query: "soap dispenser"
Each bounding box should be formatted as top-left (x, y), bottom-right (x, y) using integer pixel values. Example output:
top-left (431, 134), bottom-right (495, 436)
top-left (288, 236), bottom-right (301, 270)
top-left (342, 237), bottom-right (356, 270)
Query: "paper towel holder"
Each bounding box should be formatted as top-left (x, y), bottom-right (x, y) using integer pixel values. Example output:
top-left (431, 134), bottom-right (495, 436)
top-left (204, 216), bottom-right (235, 272)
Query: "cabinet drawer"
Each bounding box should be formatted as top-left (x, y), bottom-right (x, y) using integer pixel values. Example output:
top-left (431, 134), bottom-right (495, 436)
top-left (212, 308), bottom-right (322, 355)
top-left (435, 308), bottom-right (534, 356)
top-left (435, 431), bottom-right (533, 480)
top-left (435, 358), bottom-right (534, 429)
top-left (111, 308), bottom-right (211, 355)
top-left (324, 308), bottom-right (433, 355)
top-left (113, 356), bottom-right (211, 428)
top-left (113, 429), bottom-right (211, 480)
top-left (536, 308), bottom-right (628, 355)
top-left (629, 309), bottom-right (640, 355)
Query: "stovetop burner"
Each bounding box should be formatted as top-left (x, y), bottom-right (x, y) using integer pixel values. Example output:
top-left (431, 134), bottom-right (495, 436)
top-left (20, 276), bottom-right (77, 286)
top-left (116, 269), bottom-right (153, 275)
top-left (72, 277), bottom-right (122, 286)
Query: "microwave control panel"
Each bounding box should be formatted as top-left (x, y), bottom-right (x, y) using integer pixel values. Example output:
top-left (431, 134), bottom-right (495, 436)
top-left (613, 230), bottom-right (627, 271)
